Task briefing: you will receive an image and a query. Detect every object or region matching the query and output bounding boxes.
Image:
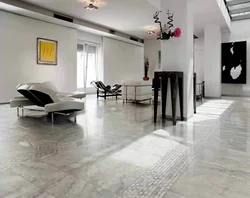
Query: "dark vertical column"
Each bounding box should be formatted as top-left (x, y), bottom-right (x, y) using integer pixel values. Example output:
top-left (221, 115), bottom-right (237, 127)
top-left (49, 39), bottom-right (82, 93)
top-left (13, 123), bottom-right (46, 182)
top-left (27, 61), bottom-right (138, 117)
top-left (178, 76), bottom-right (184, 121)
top-left (202, 81), bottom-right (205, 98)
top-left (193, 73), bottom-right (196, 114)
top-left (170, 74), bottom-right (178, 125)
top-left (161, 77), bottom-right (168, 119)
top-left (126, 86), bottom-right (128, 103)
top-left (154, 76), bottom-right (160, 123)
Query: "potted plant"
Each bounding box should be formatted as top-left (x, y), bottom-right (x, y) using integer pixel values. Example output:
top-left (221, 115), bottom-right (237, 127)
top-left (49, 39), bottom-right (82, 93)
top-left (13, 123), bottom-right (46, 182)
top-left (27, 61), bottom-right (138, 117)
top-left (154, 10), bottom-right (181, 40)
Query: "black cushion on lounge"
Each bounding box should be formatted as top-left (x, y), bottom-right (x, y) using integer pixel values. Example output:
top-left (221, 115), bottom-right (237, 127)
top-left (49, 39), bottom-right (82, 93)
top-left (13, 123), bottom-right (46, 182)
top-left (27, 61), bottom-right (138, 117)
top-left (17, 89), bottom-right (44, 107)
top-left (29, 90), bottom-right (54, 106)
top-left (106, 85), bottom-right (111, 90)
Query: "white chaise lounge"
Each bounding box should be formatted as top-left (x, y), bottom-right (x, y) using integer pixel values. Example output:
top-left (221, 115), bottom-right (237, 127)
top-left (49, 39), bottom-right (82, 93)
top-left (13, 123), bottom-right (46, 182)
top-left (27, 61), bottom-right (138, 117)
top-left (10, 83), bottom-right (84, 123)
top-left (42, 81), bottom-right (86, 100)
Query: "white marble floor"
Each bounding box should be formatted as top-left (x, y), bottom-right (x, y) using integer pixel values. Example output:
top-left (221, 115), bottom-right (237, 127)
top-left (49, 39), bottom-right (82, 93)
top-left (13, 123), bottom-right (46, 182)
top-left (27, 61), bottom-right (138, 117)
top-left (0, 95), bottom-right (249, 198)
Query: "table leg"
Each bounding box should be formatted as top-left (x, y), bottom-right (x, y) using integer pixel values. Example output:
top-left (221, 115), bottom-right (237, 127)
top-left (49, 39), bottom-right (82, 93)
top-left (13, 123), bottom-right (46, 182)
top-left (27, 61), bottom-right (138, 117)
top-left (51, 113), bottom-right (54, 124)
top-left (170, 75), bottom-right (178, 125)
top-left (178, 77), bottom-right (184, 121)
top-left (193, 75), bottom-right (197, 114)
top-left (161, 77), bottom-right (168, 119)
top-left (154, 78), bottom-right (159, 123)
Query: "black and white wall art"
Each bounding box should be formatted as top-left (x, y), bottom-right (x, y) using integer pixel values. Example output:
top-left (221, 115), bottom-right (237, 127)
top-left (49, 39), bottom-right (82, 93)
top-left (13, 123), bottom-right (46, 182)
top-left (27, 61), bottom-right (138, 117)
top-left (222, 41), bottom-right (247, 84)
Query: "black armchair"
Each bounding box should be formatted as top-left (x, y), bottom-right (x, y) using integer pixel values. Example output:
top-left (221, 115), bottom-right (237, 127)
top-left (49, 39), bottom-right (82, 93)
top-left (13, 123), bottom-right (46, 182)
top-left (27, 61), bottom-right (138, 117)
top-left (91, 81), bottom-right (122, 99)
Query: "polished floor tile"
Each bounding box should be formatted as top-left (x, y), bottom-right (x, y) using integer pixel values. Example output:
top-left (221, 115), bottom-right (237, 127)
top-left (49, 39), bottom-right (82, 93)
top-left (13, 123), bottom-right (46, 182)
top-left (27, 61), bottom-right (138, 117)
top-left (10, 159), bottom-right (66, 188)
top-left (163, 191), bottom-right (187, 198)
top-left (46, 175), bottom-right (114, 198)
top-left (0, 170), bottom-right (39, 198)
top-left (1, 96), bottom-right (250, 197)
top-left (24, 190), bottom-right (56, 198)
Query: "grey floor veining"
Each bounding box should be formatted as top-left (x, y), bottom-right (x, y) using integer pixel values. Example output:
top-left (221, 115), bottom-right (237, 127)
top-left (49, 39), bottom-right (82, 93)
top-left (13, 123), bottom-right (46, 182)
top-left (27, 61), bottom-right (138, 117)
top-left (0, 95), bottom-right (249, 198)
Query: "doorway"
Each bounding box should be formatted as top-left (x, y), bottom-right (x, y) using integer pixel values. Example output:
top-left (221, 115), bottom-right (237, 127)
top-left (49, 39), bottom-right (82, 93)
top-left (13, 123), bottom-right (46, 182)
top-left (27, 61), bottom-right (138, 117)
top-left (77, 41), bottom-right (100, 93)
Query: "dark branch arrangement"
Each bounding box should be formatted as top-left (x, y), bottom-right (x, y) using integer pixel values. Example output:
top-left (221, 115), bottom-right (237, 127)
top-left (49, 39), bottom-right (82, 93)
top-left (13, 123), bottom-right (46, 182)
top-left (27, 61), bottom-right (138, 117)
top-left (153, 10), bottom-right (181, 40)
top-left (153, 11), bottom-right (163, 33)
top-left (167, 10), bottom-right (174, 29)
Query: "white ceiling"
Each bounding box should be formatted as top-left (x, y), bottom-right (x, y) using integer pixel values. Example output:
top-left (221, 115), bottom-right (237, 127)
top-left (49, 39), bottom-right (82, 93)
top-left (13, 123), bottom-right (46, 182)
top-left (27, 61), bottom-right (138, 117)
top-left (193, 0), bottom-right (230, 37)
top-left (19, 0), bottom-right (157, 38)
top-left (17, 0), bottom-right (230, 39)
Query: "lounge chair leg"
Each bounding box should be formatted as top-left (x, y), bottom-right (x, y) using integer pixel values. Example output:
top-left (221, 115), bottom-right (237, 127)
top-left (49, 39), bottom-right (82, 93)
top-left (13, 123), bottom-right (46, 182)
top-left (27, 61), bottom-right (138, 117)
top-left (74, 113), bottom-right (77, 123)
top-left (17, 107), bottom-right (19, 116)
top-left (51, 113), bottom-right (54, 124)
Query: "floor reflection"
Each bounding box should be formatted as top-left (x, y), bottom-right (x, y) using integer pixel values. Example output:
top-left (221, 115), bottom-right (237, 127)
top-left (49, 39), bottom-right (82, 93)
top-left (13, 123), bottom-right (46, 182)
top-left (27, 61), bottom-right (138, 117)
top-left (0, 96), bottom-right (249, 198)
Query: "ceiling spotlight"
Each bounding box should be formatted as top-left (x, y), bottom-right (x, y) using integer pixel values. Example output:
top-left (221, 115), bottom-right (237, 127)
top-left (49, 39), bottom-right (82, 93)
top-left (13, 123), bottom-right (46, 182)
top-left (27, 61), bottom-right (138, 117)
top-left (147, 30), bottom-right (155, 35)
top-left (84, 0), bottom-right (98, 10)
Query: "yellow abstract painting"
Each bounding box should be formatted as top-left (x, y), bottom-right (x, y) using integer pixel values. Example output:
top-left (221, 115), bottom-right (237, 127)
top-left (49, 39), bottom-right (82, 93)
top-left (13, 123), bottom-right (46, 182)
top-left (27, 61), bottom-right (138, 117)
top-left (37, 38), bottom-right (57, 65)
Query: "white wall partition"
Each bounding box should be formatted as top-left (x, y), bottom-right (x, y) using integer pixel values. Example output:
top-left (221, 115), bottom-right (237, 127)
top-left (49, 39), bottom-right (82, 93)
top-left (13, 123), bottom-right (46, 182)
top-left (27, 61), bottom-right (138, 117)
top-left (0, 10), bottom-right (77, 103)
top-left (103, 37), bottom-right (144, 85)
top-left (204, 24), bottom-right (222, 98)
top-left (160, 0), bottom-right (194, 119)
top-left (194, 38), bottom-right (204, 83)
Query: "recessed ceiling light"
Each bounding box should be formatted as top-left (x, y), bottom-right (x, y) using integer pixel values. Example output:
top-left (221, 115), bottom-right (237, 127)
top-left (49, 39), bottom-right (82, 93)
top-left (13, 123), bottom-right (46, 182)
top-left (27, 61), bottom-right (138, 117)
top-left (146, 27), bottom-right (156, 35)
top-left (84, 0), bottom-right (98, 10)
top-left (147, 30), bottom-right (155, 35)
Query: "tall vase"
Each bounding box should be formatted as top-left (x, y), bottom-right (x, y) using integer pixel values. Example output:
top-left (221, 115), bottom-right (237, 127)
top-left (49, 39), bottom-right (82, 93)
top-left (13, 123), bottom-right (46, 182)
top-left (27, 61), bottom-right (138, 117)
top-left (143, 67), bottom-right (149, 81)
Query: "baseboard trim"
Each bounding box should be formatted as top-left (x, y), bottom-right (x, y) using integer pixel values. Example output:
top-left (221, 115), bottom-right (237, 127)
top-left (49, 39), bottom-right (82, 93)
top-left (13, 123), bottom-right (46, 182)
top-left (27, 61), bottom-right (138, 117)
top-left (163, 115), bottom-right (187, 122)
top-left (222, 94), bottom-right (250, 98)
top-left (204, 96), bottom-right (221, 99)
top-left (0, 102), bottom-right (10, 105)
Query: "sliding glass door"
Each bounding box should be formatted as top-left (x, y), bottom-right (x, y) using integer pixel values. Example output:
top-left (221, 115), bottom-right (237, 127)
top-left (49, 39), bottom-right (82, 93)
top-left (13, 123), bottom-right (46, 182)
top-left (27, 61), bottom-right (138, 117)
top-left (77, 41), bottom-right (99, 93)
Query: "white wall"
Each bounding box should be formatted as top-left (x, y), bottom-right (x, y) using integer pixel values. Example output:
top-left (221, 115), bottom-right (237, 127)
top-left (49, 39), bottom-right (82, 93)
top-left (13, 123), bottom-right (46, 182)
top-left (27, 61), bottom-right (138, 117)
top-left (103, 37), bottom-right (144, 85)
top-left (194, 38), bottom-right (204, 82)
top-left (0, 10), bottom-right (77, 103)
top-left (77, 31), bottom-right (103, 44)
top-left (204, 24), bottom-right (221, 98)
top-left (144, 39), bottom-right (161, 79)
top-left (0, 10), bottom-right (147, 102)
top-left (222, 19), bottom-right (250, 96)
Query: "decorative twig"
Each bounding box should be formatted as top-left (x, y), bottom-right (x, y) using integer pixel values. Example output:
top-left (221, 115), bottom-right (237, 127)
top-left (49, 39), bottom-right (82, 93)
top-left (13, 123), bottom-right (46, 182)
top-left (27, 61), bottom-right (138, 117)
top-left (152, 10), bottom-right (181, 40)
top-left (153, 11), bottom-right (163, 32)
top-left (167, 10), bottom-right (174, 29)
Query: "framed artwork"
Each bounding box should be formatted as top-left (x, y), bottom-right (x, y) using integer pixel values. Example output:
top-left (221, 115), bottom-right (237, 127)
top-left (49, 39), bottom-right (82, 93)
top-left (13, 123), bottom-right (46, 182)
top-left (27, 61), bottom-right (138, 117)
top-left (221, 41), bottom-right (247, 84)
top-left (37, 38), bottom-right (58, 65)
